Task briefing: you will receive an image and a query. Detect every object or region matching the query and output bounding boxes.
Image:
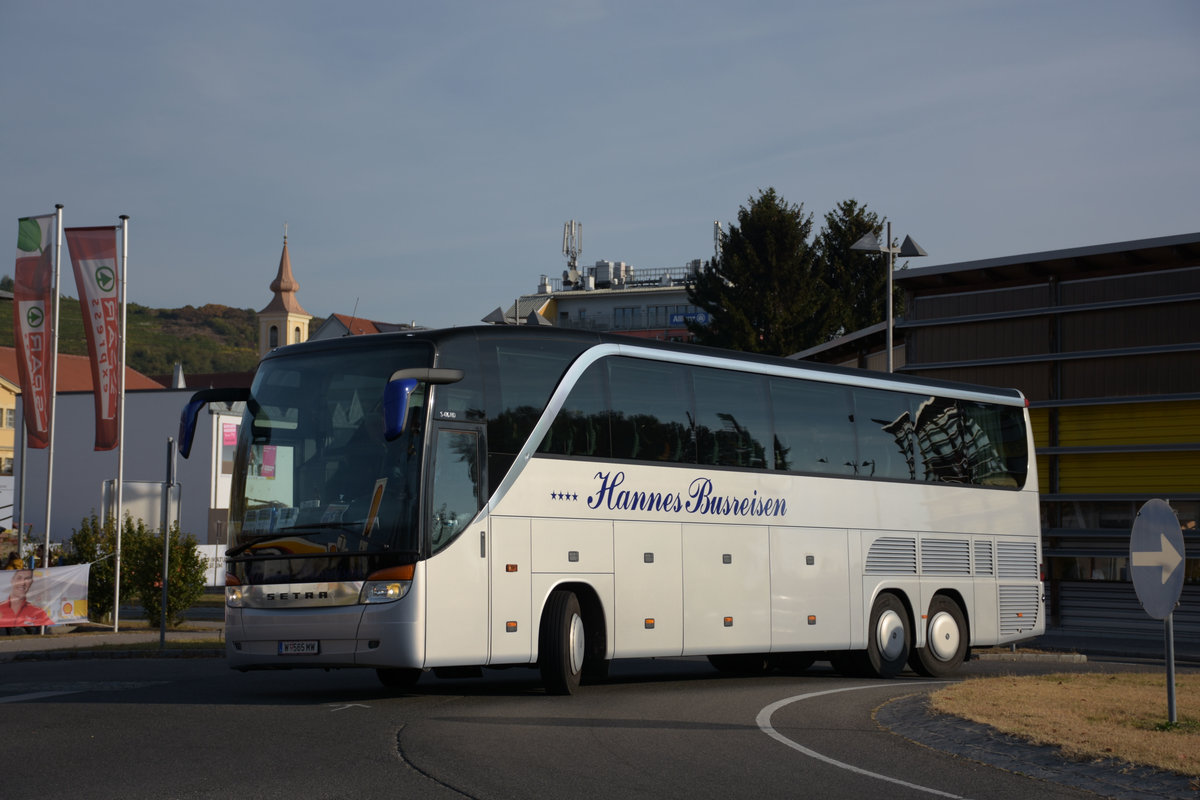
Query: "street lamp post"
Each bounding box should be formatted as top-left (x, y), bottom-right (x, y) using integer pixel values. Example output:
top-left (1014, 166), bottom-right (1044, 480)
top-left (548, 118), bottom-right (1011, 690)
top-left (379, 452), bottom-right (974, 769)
top-left (851, 221), bottom-right (927, 372)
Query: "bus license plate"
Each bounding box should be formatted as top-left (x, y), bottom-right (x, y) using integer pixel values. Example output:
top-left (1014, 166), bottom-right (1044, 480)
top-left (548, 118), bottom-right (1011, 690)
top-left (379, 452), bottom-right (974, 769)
top-left (278, 640), bottom-right (319, 655)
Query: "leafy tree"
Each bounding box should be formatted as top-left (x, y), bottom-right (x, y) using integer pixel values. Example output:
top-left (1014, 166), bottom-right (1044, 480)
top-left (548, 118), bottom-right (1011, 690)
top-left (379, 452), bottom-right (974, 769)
top-left (687, 188), bottom-right (833, 355)
top-left (124, 522), bottom-right (207, 628)
top-left (814, 199), bottom-right (903, 336)
top-left (0, 274), bottom-right (13, 292)
top-left (64, 514), bottom-right (206, 627)
top-left (64, 514), bottom-right (123, 620)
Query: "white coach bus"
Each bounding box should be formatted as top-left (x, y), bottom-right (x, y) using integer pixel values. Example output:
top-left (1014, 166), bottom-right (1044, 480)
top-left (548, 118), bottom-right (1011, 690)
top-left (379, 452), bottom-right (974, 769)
top-left (180, 326), bottom-right (1042, 694)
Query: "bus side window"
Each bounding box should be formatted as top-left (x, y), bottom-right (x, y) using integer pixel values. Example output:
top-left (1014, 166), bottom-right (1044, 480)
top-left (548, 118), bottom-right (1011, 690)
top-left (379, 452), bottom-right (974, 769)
top-left (770, 379), bottom-right (855, 475)
top-left (429, 428), bottom-right (482, 553)
top-left (958, 401), bottom-right (1026, 488)
top-left (608, 358), bottom-right (695, 464)
top-left (852, 388), bottom-right (916, 481)
top-left (693, 367), bottom-right (770, 469)
top-left (540, 360), bottom-right (611, 458)
top-left (914, 396), bottom-right (961, 483)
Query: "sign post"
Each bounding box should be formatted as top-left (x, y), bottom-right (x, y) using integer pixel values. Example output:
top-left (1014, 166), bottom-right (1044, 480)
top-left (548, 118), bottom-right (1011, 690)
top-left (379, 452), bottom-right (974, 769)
top-left (1129, 499), bottom-right (1186, 723)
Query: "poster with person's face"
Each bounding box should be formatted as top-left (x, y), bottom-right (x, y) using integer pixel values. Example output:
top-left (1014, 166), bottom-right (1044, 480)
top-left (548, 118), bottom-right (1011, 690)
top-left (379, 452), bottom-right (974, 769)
top-left (0, 565), bottom-right (90, 627)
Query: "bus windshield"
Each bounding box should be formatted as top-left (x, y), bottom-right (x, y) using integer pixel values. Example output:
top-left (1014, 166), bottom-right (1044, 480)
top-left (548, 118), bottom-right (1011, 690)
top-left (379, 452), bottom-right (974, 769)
top-left (228, 340), bottom-right (434, 584)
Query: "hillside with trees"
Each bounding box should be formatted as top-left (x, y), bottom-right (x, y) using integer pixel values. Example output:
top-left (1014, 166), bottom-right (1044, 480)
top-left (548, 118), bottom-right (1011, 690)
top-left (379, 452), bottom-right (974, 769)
top-left (0, 291), bottom-right (268, 377)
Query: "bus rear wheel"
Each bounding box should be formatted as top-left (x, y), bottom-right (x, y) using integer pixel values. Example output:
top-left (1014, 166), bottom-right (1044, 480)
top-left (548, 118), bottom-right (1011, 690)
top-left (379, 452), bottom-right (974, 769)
top-left (909, 595), bottom-right (967, 677)
top-left (539, 590), bottom-right (585, 695)
top-left (866, 593), bottom-right (910, 678)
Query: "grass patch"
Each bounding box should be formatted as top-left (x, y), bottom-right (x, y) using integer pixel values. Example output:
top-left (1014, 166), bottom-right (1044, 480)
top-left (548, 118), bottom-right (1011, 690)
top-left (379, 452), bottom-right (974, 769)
top-left (931, 673), bottom-right (1200, 778)
top-left (191, 591), bottom-right (226, 609)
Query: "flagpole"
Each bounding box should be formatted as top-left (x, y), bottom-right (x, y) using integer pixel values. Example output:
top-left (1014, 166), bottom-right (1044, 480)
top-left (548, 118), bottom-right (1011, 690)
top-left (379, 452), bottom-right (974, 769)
top-left (42, 204), bottom-right (63, 594)
top-left (113, 215), bottom-right (129, 632)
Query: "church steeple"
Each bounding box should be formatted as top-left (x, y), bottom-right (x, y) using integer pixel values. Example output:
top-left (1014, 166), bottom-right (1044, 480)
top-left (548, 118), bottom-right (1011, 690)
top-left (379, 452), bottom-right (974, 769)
top-left (257, 229), bottom-right (313, 357)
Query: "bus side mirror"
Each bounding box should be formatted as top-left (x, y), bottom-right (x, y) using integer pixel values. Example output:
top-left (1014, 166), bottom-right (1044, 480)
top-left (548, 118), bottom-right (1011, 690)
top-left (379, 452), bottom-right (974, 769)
top-left (384, 377), bottom-right (419, 440)
top-left (382, 367), bottom-right (464, 441)
top-left (178, 387), bottom-right (249, 459)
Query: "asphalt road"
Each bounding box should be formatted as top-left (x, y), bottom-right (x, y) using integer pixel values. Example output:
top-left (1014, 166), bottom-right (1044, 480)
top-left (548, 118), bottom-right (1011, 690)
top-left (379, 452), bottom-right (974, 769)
top-left (0, 655), bottom-right (1187, 800)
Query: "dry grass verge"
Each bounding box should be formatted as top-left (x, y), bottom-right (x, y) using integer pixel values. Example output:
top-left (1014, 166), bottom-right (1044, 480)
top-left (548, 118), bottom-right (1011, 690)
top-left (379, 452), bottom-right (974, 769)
top-left (930, 673), bottom-right (1199, 778)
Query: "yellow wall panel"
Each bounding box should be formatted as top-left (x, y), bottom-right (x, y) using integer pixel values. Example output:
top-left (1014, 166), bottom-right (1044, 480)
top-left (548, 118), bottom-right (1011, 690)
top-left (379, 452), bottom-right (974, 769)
top-left (1036, 455), bottom-right (1051, 495)
top-left (1058, 401), bottom-right (1200, 446)
top-left (1058, 451), bottom-right (1200, 494)
top-left (1029, 408), bottom-right (1051, 449)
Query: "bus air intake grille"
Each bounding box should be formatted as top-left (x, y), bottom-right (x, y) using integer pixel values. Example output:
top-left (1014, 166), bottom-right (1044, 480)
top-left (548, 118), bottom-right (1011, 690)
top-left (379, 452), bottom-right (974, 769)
top-left (920, 538), bottom-right (970, 576)
top-left (998, 585), bottom-right (1040, 635)
top-left (865, 537), bottom-right (917, 575)
top-left (974, 540), bottom-right (995, 576)
top-left (997, 542), bottom-right (1038, 579)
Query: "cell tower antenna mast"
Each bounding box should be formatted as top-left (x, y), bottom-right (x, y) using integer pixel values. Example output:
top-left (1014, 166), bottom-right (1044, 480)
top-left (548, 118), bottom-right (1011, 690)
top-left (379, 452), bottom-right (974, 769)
top-left (562, 220), bottom-right (582, 286)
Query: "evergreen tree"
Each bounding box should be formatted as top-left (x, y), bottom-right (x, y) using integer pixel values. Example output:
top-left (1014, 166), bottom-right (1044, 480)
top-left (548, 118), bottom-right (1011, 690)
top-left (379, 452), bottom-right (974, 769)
top-left (814, 199), bottom-right (903, 336)
top-left (686, 188), bottom-right (831, 355)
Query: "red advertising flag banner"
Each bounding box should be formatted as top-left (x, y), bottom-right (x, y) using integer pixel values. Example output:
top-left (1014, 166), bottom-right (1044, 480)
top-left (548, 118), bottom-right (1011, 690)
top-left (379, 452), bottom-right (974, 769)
top-left (65, 226), bottom-right (121, 450)
top-left (13, 215), bottom-right (56, 449)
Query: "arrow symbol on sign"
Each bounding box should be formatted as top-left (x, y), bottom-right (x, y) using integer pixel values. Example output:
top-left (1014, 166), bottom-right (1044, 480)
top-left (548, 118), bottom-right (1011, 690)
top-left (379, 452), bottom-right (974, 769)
top-left (1131, 533), bottom-right (1184, 584)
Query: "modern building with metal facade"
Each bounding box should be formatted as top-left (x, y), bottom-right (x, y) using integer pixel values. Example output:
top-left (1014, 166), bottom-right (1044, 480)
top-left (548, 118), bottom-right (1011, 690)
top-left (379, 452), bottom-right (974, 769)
top-left (891, 232), bottom-right (1200, 645)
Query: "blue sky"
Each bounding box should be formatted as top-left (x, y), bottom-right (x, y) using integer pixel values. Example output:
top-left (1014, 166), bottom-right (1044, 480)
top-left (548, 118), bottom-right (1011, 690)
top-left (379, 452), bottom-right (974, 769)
top-left (3, 1), bottom-right (1198, 330)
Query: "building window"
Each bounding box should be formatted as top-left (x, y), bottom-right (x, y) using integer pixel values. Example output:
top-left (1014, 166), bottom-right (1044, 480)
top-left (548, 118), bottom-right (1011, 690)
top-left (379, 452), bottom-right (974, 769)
top-left (3, 408), bottom-right (13, 429)
top-left (613, 307), bottom-right (642, 330)
top-left (269, 325), bottom-right (279, 348)
top-left (1, 458), bottom-right (11, 476)
top-left (293, 326), bottom-right (301, 344)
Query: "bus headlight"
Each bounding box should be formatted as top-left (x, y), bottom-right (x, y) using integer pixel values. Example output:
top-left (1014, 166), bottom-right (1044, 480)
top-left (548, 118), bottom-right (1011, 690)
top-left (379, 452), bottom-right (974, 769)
top-left (362, 581), bottom-right (410, 603)
top-left (359, 564), bottom-right (415, 605)
top-left (226, 586), bottom-right (245, 608)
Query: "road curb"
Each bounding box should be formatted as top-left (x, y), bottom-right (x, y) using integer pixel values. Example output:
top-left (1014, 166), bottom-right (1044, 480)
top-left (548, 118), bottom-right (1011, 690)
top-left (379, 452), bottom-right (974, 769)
top-left (974, 651), bottom-right (1088, 663)
top-left (3, 647), bottom-right (225, 662)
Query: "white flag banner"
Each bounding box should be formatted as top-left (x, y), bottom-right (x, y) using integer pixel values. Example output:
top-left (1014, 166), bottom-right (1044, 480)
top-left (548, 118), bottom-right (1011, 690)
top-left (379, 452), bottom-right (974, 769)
top-left (0, 564), bottom-right (90, 627)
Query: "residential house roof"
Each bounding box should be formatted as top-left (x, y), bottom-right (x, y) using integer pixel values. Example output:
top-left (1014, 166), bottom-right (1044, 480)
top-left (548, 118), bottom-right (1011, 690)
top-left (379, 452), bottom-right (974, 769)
top-left (0, 347), bottom-right (163, 392)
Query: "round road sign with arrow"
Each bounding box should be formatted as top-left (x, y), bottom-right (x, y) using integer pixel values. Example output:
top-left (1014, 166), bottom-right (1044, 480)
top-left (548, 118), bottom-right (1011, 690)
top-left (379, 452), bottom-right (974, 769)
top-left (1129, 499), bottom-right (1186, 620)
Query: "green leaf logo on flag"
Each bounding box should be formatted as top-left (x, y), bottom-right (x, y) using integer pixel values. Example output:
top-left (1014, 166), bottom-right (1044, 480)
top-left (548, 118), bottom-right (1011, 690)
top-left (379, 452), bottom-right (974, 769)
top-left (17, 218), bottom-right (42, 253)
top-left (95, 265), bottom-right (115, 293)
top-left (26, 307), bottom-right (44, 328)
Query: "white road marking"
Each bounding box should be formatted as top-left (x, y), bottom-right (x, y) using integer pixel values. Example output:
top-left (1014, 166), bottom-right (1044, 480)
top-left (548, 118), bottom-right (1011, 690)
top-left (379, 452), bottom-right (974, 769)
top-left (757, 683), bottom-right (965, 800)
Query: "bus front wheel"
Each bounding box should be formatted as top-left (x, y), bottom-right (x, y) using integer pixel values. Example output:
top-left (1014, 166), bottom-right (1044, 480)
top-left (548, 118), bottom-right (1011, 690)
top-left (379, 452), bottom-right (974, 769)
top-left (909, 595), bottom-right (967, 677)
top-left (866, 593), bottom-right (910, 678)
top-left (539, 590), bottom-right (585, 695)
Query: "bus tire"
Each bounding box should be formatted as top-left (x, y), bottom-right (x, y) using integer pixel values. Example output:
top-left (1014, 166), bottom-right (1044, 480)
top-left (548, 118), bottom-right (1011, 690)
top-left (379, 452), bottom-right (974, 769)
top-left (539, 590), bottom-right (585, 695)
top-left (866, 593), bottom-right (910, 678)
top-left (376, 667), bottom-right (422, 690)
top-left (909, 595), bottom-right (967, 677)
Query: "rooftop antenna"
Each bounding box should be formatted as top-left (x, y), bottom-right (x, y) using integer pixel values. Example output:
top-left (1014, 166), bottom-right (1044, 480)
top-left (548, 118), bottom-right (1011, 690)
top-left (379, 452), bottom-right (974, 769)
top-left (562, 220), bottom-right (582, 286)
top-left (346, 297), bottom-right (359, 337)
